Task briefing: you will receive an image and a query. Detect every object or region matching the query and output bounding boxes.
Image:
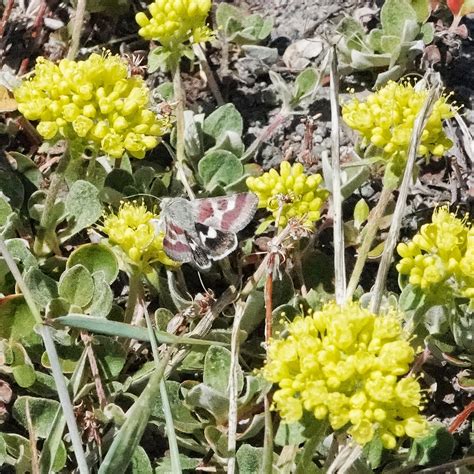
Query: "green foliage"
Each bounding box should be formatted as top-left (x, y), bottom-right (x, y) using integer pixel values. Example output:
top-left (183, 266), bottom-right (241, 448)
top-left (236, 444), bottom-right (265, 473)
top-left (13, 397), bottom-right (61, 439)
top-left (216, 3), bottom-right (273, 44)
top-left (336, 0), bottom-right (433, 85)
top-left (63, 180), bottom-right (103, 238)
top-left (269, 67), bottom-right (321, 112)
top-left (408, 424), bottom-right (455, 466)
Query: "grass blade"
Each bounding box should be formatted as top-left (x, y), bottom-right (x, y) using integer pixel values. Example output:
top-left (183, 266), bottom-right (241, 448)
top-left (370, 83), bottom-right (440, 313)
top-left (142, 298), bottom-right (182, 474)
top-left (56, 314), bottom-right (227, 347)
top-left (98, 349), bottom-right (170, 473)
top-left (39, 349), bottom-right (88, 474)
top-left (329, 46), bottom-right (346, 304)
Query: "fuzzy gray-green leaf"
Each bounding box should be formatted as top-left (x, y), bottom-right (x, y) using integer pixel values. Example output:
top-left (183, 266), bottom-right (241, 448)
top-left (64, 180), bottom-right (102, 237)
top-left (67, 243), bottom-right (119, 284)
top-left (58, 264), bottom-right (94, 307)
top-left (12, 396), bottom-right (60, 439)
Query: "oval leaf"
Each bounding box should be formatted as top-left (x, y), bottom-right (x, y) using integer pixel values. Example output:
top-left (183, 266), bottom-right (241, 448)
top-left (198, 150), bottom-right (244, 190)
top-left (67, 243), bottom-right (119, 284)
top-left (58, 264), bottom-right (94, 307)
top-left (203, 104), bottom-right (243, 141)
top-left (64, 180), bottom-right (102, 236)
top-left (13, 396), bottom-right (60, 439)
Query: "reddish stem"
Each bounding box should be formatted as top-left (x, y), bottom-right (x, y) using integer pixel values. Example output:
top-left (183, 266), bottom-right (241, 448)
top-left (81, 332), bottom-right (107, 410)
top-left (448, 401), bottom-right (474, 433)
top-left (264, 271), bottom-right (273, 345)
top-left (18, 58), bottom-right (30, 76)
top-left (32, 1), bottom-right (47, 39)
top-left (0, 0), bottom-right (14, 38)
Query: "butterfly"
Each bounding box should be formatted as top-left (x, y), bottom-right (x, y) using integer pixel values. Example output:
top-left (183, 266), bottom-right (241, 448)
top-left (158, 192), bottom-right (258, 270)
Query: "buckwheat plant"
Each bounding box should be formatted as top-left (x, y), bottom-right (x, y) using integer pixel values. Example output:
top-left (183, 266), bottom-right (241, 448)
top-left (262, 301), bottom-right (428, 448)
top-left (246, 161), bottom-right (328, 229)
top-left (342, 81), bottom-right (455, 176)
top-left (397, 206), bottom-right (473, 303)
top-left (14, 53), bottom-right (168, 159)
top-left (102, 201), bottom-right (178, 271)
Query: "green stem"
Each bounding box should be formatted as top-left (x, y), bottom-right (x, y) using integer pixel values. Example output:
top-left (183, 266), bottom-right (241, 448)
top-left (262, 394), bottom-right (274, 474)
top-left (143, 300), bottom-right (182, 473)
top-left (124, 270), bottom-right (141, 324)
top-left (40, 173), bottom-right (63, 230)
top-left (171, 62), bottom-right (195, 199)
top-left (36, 148), bottom-right (71, 255)
top-left (346, 186), bottom-right (393, 302)
top-left (0, 236), bottom-right (89, 474)
top-left (98, 349), bottom-right (170, 473)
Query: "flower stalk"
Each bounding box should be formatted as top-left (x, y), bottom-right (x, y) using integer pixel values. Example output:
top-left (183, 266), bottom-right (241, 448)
top-left (172, 62), bottom-right (195, 199)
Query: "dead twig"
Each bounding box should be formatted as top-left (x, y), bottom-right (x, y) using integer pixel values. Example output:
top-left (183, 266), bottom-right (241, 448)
top-left (80, 332), bottom-right (107, 410)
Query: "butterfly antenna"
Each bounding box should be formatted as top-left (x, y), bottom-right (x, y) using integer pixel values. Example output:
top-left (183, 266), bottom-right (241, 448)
top-left (124, 193), bottom-right (162, 203)
top-left (197, 271), bottom-right (207, 293)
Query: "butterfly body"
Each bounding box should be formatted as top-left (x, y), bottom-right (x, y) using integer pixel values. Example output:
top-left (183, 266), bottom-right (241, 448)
top-left (160, 193), bottom-right (258, 270)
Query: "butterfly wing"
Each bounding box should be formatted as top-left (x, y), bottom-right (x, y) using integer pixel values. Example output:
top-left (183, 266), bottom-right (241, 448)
top-left (194, 222), bottom-right (237, 259)
top-left (162, 218), bottom-right (193, 263)
top-left (192, 192), bottom-right (258, 233)
top-left (162, 217), bottom-right (213, 270)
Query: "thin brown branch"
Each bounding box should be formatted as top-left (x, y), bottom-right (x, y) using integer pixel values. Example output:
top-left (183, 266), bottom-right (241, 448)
top-left (329, 46), bottom-right (346, 304)
top-left (264, 272), bottom-right (273, 345)
top-left (370, 84), bottom-right (440, 313)
top-left (81, 331), bottom-right (107, 410)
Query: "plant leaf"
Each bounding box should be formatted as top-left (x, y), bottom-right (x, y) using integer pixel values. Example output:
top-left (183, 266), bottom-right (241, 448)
top-left (381, 0), bottom-right (417, 37)
top-left (236, 444), bottom-right (265, 473)
top-left (58, 264), bottom-right (94, 307)
top-left (203, 104), bottom-right (243, 141)
top-left (67, 243), bottom-right (119, 284)
top-left (12, 396), bottom-right (60, 439)
top-left (63, 180), bottom-right (102, 237)
top-left (198, 150), bottom-right (244, 190)
top-left (204, 345), bottom-right (244, 395)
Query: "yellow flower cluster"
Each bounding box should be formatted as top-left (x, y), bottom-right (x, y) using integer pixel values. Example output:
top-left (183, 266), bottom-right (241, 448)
top-left (136, 0), bottom-right (212, 47)
top-left (262, 302), bottom-right (428, 448)
top-left (102, 201), bottom-right (177, 270)
top-left (14, 53), bottom-right (168, 159)
top-left (342, 81), bottom-right (454, 174)
top-left (246, 161), bottom-right (328, 228)
top-left (397, 206), bottom-right (473, 301)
